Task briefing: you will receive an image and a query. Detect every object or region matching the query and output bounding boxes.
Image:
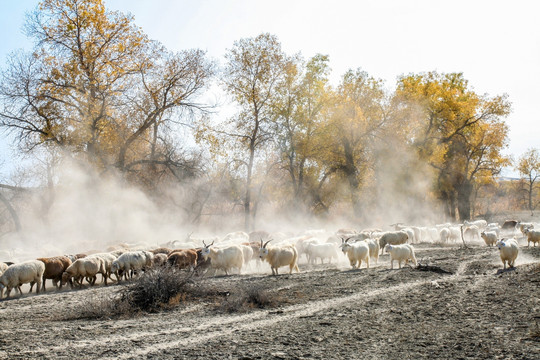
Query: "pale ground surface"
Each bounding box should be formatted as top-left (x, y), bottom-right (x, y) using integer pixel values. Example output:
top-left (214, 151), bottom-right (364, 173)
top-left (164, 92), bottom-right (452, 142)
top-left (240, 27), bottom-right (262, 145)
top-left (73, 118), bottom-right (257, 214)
top-left (0, 241), bottom-right (539, 359)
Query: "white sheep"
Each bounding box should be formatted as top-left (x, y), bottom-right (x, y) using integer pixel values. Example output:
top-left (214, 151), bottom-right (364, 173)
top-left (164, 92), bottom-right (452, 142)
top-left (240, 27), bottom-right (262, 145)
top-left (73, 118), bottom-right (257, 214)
top-left (384, 244), bottom-right (417, 269)
top-left (402, 228), bottom-right (416, 243)
top-left (523, 229), bottom-right (540, 247)
top-left (306, 242), bottom-right (339, 264)
top-left (427, 227), bottom-right (439, 242)
top-left (61, 257), bottom-right (105, 288)
top-left (222, 231), bottom-right (250, 244)
top-left (463, 225), bottom-right (481, 242)
top-left (111, 251), bottom-right (147, 281)
top-left (200, 241), bottom-right (244, 275)
top-left (448, 226), bottom-right (462, 242)
top-left (496, 239), bottom-right (519, 269)
top-left (295, 237), bottom-right (321, 262)
top-left (378, 231), bottom-right (408, 255)
top-left (340, 239), bottom-right (370, 270)
top-left (439, 228), bottom-right (450, 243)
top-left (392, 224), bottom-right (417, 243)
top-left (464, 219), bottom-right (487, 230)
top-left (486, 224), bottom-right (501, 238)
top-left (0, 260), bottom-right (45, 298)
top-left (240, 244), bottom-right (254, 265)
top-left (360, 238), bottom-right (379, 264)
top-left (480, 231), bottom-right (498, 247)
top-left (258, 240), bottom-right (300, 275)
top-left (0, 262), bottom-right (9, 275)
top-left (519, 222), bottom-right (534, 236)
top-left (326, 234), bottom-right (344, 245)
top-left (86, 253), bottom-right (118, 284)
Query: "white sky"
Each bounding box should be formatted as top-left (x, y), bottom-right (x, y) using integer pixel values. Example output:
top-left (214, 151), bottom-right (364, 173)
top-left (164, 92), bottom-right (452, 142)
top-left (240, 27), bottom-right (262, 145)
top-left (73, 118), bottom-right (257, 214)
top-left (1, 0), bottom-right (539, 177)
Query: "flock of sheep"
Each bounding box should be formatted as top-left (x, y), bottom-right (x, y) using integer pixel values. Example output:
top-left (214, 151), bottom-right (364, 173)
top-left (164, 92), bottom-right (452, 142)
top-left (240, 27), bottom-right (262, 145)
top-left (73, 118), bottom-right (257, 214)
top-left (0, 219), bottom-right (538, 300)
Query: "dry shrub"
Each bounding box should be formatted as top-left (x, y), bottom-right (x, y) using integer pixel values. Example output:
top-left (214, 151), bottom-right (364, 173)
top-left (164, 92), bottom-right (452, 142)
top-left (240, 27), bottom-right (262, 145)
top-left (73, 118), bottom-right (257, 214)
top-left (118, 267), bottom-right (193, 312)
top-left (63, 267), bottom-right (195, 320)
top-left (220, 284), bottom-right (274, 313)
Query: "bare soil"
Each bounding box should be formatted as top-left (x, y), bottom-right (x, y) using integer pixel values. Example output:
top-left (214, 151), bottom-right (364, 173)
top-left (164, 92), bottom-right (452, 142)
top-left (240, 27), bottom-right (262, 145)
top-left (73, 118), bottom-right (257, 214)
top-left (0, 243), bottom-right (539, 359)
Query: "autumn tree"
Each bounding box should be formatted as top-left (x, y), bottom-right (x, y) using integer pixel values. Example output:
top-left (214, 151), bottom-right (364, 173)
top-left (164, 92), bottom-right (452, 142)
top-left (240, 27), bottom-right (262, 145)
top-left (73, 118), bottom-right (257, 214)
top-left (516, 148), bottom-right (540, 215)
top-left (321, 69), bottom-right (391, 217)
top-left (0, 0), bottom-right (213, 180)
top-left (200, 33), bottom-right (286, 230)
top-left (396, 72), bottom-right (511, 220)
top-left (271, 54), bottom-right (333, 213)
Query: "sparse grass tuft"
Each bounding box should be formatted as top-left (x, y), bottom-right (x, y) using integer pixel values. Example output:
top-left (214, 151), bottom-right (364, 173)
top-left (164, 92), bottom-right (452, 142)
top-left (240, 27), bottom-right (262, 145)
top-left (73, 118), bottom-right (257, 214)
top-left (219, 283), bottom-right (274, 313)
top-left (529, 322), bottom-right (540, 341)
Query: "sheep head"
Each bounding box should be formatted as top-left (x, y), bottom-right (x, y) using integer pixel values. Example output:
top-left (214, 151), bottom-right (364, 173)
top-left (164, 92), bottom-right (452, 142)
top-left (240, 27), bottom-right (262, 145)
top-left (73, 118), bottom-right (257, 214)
top-left (201, 240), bottom-right (215, 258)
top-left (340, 242), bottom-right (352, 253)
top-left (259, 239), bottom-right (272, 259)
top-left (339, 237), bottom-right (352, 253)
top-left (60, 271), bottom-right (71, 286)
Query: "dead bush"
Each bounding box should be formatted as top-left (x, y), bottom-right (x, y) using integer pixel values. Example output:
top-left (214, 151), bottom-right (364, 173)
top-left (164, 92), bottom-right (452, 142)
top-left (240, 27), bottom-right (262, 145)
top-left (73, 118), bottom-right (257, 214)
top-left (118, 266), bottom-right (194, 312)
top-left (63, 267), bottom-right (195, 320)
top-left (219, 284), bottom-right (274, 313)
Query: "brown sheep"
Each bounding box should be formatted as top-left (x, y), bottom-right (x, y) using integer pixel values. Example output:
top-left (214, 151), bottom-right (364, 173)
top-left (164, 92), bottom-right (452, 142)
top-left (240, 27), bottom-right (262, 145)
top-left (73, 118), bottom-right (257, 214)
top-left (37, 256), bottom-right (72, 291)
top-left (150, 247), bottom-right (173, 255)
top-left (167, 249), bottom-right (198, 270)
top-left (153, 253), bottom-right (168, 267)
top-left (194, 248), bottom-right (212, 274)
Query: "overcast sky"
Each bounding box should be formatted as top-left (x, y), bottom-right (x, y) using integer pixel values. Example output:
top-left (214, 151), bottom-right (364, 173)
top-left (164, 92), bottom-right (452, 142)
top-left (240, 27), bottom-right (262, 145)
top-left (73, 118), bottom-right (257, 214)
top-left (1, 0), bottom-right (538, 177)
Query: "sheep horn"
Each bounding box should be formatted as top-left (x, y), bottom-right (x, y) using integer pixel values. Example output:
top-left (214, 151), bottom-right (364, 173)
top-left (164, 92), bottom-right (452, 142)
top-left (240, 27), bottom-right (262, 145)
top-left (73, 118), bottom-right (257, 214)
top-left (263, 239), bottom-right (272, 248)
top-left (344, 237), bottom-right (352, 243)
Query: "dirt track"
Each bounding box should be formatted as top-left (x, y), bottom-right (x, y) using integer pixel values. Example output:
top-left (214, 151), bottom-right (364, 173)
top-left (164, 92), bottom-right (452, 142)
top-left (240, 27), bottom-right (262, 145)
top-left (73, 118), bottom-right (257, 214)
top-left (0, 244), bottom-right (539, 359)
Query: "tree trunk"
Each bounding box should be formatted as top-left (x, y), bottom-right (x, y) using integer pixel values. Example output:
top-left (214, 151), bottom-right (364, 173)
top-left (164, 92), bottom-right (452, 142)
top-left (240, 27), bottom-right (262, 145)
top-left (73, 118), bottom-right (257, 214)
top-left (439, 192), bottom-right (451, 221)
top-left (244, 146), bottom-right (256, 232)
top-left (0, 192), bottom-right (22, 232)
top-left (449, 192), bottom-right (457, 221)
top-left (457, 181), bottom-right (473, 221)
top-left (342, 138), bottom-right (362, 217)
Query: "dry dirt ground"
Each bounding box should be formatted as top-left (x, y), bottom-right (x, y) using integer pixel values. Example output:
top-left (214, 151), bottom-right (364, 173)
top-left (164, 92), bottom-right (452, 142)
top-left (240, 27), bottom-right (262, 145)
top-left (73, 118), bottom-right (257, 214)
top-left (0, 243), bottom-right (539, 359)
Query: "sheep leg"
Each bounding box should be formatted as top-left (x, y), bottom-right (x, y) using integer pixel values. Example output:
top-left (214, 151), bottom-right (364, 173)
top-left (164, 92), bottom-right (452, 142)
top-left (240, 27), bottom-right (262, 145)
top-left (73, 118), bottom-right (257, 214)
top-left (366, 257), bottom-right (370, 269)
top-left (29, 282), bottom-right (35, 293)
top-left (36, 280), bottom-right (41, 294)
top-left (390, 259), bottom-right (394, 269)
top-left (398, 260), bottom-right (402, 269)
